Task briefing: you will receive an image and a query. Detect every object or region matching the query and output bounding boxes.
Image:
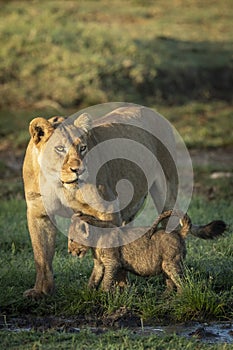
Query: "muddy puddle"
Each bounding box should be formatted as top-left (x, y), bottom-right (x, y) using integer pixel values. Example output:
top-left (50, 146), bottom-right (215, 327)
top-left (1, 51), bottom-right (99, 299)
top-left (1, 315), bottom-right (232, 344)
top-left (136, 322), bottom-right (233, 344)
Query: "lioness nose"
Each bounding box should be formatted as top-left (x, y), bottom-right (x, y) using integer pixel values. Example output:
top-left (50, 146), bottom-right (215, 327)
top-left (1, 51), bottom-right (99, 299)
top-left (69, 158), bottom-right (81, 173)
top-left (70, 166), bottom-right (85, 175)
top-left (70, 166), bottom-right (79, 173)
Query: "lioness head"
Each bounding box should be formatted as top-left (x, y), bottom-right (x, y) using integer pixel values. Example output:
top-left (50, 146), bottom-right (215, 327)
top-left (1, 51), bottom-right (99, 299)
top-left (29, 113), bottom-right (92, 189)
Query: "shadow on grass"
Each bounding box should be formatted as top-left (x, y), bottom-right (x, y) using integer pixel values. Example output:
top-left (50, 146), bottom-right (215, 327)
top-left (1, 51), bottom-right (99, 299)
top-left (99, 36), bottom-right (233, 105)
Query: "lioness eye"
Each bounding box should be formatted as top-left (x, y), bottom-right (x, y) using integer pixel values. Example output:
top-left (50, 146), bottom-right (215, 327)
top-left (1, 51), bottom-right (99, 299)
top-left (80, 145), bottom-right (87, 153)
top-left (55, 145), bottom-right (65, 152)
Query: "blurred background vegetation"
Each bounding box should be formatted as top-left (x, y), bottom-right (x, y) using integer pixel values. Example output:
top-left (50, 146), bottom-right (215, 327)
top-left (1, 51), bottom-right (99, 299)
top-left (0, 0), bottom-right (232, 142)
top-left (0, 0), bottom-right (232, 200)
top-left (0, 0), bottom-right (232, 198)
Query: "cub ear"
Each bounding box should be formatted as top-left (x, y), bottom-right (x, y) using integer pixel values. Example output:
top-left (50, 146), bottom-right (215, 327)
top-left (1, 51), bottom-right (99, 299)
top-left (71, 212), bottom-right (82, 223)
top-left (74, 113), bottom-right (92, 133)
top-left (29, 117), bottom-right (54, 145)
top-left (70, 214), bottom-right (90, 239)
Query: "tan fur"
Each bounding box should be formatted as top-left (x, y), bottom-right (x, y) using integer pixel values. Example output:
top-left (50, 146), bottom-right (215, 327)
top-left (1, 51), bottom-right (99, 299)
top-left (68, 210), bottom-right (225, 293)
top-left (23, 106), bottom-right (180, 297)
top-left (23, 106), bottom-right (225, 297)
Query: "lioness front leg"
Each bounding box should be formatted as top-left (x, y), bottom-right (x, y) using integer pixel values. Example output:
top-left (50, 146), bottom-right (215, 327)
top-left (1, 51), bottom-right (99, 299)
top-left (24, 210), bottom-right (56, 298)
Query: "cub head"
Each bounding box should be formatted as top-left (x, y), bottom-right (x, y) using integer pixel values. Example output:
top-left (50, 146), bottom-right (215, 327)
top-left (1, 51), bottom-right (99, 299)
top-left (68, 213), bottom-right (90, 258)
top-left (29, 113), bottom-right (92, 188)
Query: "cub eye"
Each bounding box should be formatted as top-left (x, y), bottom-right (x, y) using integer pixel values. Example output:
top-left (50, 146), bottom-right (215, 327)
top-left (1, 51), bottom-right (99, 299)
top-left (55, 145), bottom-right (65, 152)
top-left (80, 145), bottom-right (87, 153)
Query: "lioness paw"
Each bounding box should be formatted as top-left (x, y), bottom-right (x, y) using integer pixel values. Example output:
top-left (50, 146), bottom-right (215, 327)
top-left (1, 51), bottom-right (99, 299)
top-left (23, 288), bottom-right (45, 299)
top-left (23, 287), bottom-right (54, 299)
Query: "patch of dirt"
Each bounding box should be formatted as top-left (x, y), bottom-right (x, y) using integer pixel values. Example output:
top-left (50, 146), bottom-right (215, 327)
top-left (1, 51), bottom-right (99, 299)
top-left (1, 315), bottom-right (232, 344)
top-left (0, 149), bottom-right (24, 176)
top-left (0, 147), bottom-right (232, 175)
top-left (190, 147), bottom-right (233, 168)
top-left (0, 308), bottom-right (141, 333)
top-left (102, 306), bottom-right (141, 328)
top-left (0, 311), bottom-right (141, 335)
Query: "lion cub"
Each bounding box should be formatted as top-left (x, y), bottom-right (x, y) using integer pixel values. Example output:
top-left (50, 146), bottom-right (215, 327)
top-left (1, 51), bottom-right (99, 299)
top-left (68, 211), bottom-right (226, 293)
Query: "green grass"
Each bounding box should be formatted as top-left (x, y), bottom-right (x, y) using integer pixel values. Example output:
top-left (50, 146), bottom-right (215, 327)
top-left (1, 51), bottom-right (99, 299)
top-left (1, 328), bottom-right (233, 350)
top-left (159, 102), bottom-right (233, 148)
top-left (0, 189), bottom-right (232, 321)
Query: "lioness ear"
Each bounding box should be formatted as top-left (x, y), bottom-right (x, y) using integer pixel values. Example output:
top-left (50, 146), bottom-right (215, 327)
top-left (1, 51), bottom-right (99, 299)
top-left (48, 116), bottom-right (65, 128)
top-left (74, 113), bottom-right (92, 133)
top-left (29, 117), bottom-right (54, 145)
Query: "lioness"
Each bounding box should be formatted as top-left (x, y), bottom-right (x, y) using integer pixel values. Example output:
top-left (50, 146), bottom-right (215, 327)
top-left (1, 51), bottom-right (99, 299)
top-left (68, 211), bottom-right (226, 292)
top-left (23, 105), bottom-right (212, 297)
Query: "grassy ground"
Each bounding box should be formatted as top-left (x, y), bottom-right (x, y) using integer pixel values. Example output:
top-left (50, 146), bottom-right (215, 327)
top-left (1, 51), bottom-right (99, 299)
top-left (0, 0), bottom-right (232, 348)
top-left (0, 191), bottom-right (232, 320)
top-left (2, 328), bottom-right (233, 350)
top-left (0, 185), bottom-right (232, 348)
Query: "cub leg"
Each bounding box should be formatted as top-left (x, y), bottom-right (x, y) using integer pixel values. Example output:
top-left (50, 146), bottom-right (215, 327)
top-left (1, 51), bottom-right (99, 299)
top-left (114, 269), bottom-right (129, 290)
top-left (88, 258), bottom-right (104, 289)
top-left (165, 278), bottom-right (176, 293)
top-left (101, 261), bottom-right (122, 292)
top-left (162, 258), bottom-right (183, 293)
top-left (88, 260), bottom-right (127, 291)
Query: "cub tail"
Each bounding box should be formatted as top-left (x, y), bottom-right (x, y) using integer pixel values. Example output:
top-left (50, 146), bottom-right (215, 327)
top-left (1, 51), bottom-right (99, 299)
top-left (148, 210), bottom-right (188, 238)
top-left (148, 210), bottom-right (226, 240)
top-left (190, 220), bottom-right (226, 239)
top-left (179, 213), bottom-right (192, 238)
